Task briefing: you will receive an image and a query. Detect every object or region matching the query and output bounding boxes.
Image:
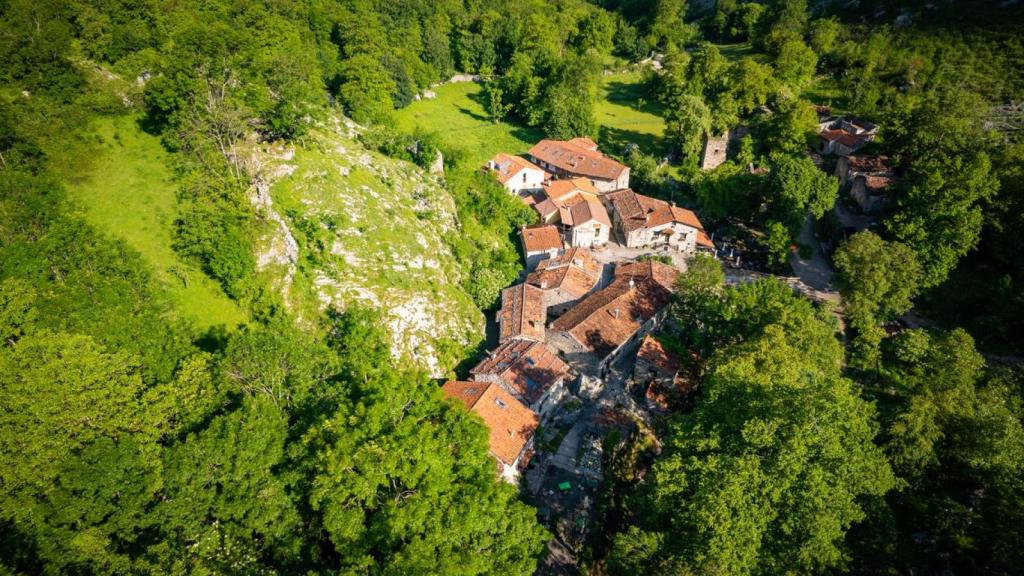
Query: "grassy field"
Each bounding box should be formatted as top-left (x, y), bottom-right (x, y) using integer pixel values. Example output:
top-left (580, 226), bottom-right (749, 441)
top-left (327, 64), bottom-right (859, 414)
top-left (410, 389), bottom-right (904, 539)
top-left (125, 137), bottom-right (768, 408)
top-left (595, 71), bottom-right (668, 157)
top-left (59, 115), bottom-right (247, 330)
top-left (392, 82), bottom-right (542, 167)
top-left (393, 72), bottom-right (670, 164)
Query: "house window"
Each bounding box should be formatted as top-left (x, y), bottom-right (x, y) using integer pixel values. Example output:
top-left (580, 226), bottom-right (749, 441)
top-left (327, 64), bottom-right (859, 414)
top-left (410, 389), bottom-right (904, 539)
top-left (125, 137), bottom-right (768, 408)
top-left (522, 172), bottom-right (527, 182)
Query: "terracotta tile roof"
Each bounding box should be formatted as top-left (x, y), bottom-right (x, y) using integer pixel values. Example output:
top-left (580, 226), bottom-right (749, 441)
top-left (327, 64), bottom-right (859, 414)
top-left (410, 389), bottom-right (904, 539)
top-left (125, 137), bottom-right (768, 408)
top-left (499, 283), bottom-right (546, 342)
top-left (528, 139), bottom-right (626, 182)
top-left (520, 225), bottom-right (563, 254)
top-left (846, 155), bottom-right (892, 174)
top-left (820, 129), bottom-right (846, 142)
top-left (614, 260), bottom-right (678, 291)
top-left (837, 132), bottom-right (866, 148)
top-left (486, 153), bottom-right (544, 185)
top-left (606, 189), bottom-right (708, 236)
top-left (568, 137), bottom-right (599, 151)
top-left (526, 248), bottom-right (601, 299)
top-left (637, 334), bottom-right (680, 375)
top-left (442, 380), bottom-right (538, 466)
top-left (470, 340), bottom-right (571, 405)
top-left (863, 175), bottom-right (894, 194)
top-left (551, 261), bottom-right (678, 357)
top-left (544, 178), bottom-right (598, 201)
top-left (559, 193), bottom-right (612, 228)
top-left (532, 196), bottom-right (560, 221)
top-left (696, 229), bottom-right (715, 248)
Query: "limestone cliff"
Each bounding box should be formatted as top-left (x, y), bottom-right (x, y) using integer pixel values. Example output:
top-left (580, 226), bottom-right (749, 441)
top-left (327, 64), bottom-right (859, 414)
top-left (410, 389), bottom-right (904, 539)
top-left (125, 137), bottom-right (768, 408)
top-left (252, 116), bottom-right (483, 376)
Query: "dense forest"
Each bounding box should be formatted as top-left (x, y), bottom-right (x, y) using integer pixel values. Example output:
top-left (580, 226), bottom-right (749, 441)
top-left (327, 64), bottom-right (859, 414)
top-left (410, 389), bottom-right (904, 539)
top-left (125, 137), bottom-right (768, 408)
top-left (1, 0), bottom-right (1023, 574)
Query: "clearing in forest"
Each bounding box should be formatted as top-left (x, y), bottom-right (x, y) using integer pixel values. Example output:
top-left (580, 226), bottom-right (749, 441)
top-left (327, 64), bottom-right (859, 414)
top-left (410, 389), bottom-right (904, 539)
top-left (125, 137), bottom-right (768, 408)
top-left (393, 72), bottom-right (670, 164)
top-left (58, 115), bottom-right (247, 330)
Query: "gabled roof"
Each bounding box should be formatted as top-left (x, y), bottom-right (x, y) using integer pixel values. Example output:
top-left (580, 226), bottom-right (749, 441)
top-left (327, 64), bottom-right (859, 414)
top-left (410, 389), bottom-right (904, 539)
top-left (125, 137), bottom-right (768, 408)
top-left (528, 139), bottom-right (627, 181)
top-left (526, 247), bottom-right (601, 299)
top-left (470, 340), bottom-right (571, 405)
top-left (498, 283), bottom-right (546, 342)
top-left (520, 225), bottom-right (563, 254)
top-left (637, 334), bottom-right (680, 375)
top-left (486, 153), bottom-right (545, 185)
top-left (551, 261), bottom-right (678, 357)
top-left (544, 178), bottom-right (598, 201)
top-left (442, 380), bottom-right (539, 467)
top-left (568, 137), bottom-right (599, 151)
top-left (558, 193), bottom-right (612, 228)
top-left (606, 189), bottom-right (708, 238)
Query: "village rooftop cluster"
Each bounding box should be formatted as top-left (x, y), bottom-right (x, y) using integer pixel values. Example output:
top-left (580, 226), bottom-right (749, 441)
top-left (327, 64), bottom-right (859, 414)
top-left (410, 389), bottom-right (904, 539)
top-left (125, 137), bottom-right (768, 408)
top-left (443, 138), bottom-right (713, 482)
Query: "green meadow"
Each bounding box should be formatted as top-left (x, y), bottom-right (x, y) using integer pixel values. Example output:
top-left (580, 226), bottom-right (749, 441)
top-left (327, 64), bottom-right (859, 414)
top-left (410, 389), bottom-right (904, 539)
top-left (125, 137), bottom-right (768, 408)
top-left (393, 71), bottom-right (670, 165)
top-left (58, 115), bottom-right (246, 330)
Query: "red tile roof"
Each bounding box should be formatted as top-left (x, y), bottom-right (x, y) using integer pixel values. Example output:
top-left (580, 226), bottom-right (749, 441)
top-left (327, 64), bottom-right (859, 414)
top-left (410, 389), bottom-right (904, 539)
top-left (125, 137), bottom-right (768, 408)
top-left (551, 261), bottom-right (678, 357)
top-left (568, 137), bottom-right (599, 151)
top-left (520, 225), bottom-right (563, 254)
top-left (637, 334), bottom-right (680, 375)
top-left (846, 155), bottom-right (892, 173)
top-left (544, 178), bottom-right (598, 201)
top-left (528, 139), bottom-right (626, 182)
top-left (486, 153), bottom-right (544, 185)
top-left (499, 283), bottom-right (546, 342)
top-left (526, 248), bottom-right (601, 299)
top-left (559, 193), bottom-right (612, 228)
top-left (606, 189), bottom-right (708, 237)
top-left (470, 340), bottom-right (571, 405)
top-left (442, 380), bottom-right (539, 466)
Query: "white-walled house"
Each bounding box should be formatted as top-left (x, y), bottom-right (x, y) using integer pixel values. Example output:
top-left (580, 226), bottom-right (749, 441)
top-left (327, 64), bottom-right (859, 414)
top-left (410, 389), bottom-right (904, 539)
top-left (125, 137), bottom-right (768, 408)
top-left (485, 153), bottom-right (547, 195)
top-left (519, 225), bottom-right (564, 271)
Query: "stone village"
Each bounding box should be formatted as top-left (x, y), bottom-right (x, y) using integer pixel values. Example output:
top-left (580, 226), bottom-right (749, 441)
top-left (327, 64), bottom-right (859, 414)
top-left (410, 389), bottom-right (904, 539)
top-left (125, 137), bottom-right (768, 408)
top-left (439, 115), bottom-right (892, 560)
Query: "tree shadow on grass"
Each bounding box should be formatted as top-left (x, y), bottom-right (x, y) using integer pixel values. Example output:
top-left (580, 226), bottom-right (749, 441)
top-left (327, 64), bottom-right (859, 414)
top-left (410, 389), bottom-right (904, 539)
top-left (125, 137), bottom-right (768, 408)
top-left (603, 81), bottom-right (663, 116)
top-left (455, 105), bottom-right (491, 123)
top-left (599, 125), bottom-right (668, 159)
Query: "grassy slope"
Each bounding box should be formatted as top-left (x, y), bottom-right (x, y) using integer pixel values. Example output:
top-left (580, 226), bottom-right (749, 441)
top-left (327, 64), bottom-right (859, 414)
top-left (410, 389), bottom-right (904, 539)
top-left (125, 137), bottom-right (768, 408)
top-left (58, 115), bottom-right (246, 330)
top-left (393, 82), bottom-right (542, 167)
top-left (393, 73), bottom-right (669, 163)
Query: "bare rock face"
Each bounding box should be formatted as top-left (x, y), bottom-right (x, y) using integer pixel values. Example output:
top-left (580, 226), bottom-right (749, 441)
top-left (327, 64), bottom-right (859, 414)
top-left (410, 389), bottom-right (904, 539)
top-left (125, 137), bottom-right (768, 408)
top-left (254, 116), bottom-right (482, 375)
top-left (429, 150), bottom-right (444, 175)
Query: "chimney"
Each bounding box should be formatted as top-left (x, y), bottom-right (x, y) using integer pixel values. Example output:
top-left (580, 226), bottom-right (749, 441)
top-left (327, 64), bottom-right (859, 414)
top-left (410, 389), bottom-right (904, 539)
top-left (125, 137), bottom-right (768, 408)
top-left (629, 278), bottom-right (635, 289)
top-left (613, 308), bottom-right (620, 319)
top-left (540, 280), bottom-right (548, 289)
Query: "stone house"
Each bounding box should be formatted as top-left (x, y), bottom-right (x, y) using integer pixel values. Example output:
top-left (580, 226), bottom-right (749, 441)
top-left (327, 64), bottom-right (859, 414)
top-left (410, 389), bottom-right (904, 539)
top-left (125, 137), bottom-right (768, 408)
top-left (835, 155), bottom-right (895, 213)
top-left (497, 283), bottom-right (546, 343)
top-left (519, 225), bottom-right (563, 271)
top-left (701, 133), bottom-right (729, 171)
top-left (816, 115), bottom-right (878, 156)
top-left (470, 339), bottom-right (572, 418)
top-left (528, 138), bottom-right (630, 193)
top-left (605, 189), bottom-right (714, 254)
top-left (528, 178), bottom-right (612, 248)
top-left (700, 127), bottom-right (749, 171)
top-left (548, 260), bottom-right (678, 398)
top-left (485, 153), bottom-right (547, 195)
top-left (525, 247), bottom-right (602, 317)
top-left (442, 380), bottom-right (539, 483)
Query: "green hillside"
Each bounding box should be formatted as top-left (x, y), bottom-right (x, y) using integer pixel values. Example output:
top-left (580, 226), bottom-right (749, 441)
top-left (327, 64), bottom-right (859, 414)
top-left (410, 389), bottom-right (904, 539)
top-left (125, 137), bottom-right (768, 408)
top-left (59, 115), bottom-right (246, 330)
top-left (259, 118), bottom-right (484, 374)
top-left (393, 82), bottom-right (542, 167)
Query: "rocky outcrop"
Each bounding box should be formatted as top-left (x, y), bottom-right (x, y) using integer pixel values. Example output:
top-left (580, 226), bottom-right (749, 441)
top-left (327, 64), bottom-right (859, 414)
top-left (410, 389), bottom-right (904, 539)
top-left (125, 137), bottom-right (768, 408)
top-left (254, 116), bottom-right (482, 375)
